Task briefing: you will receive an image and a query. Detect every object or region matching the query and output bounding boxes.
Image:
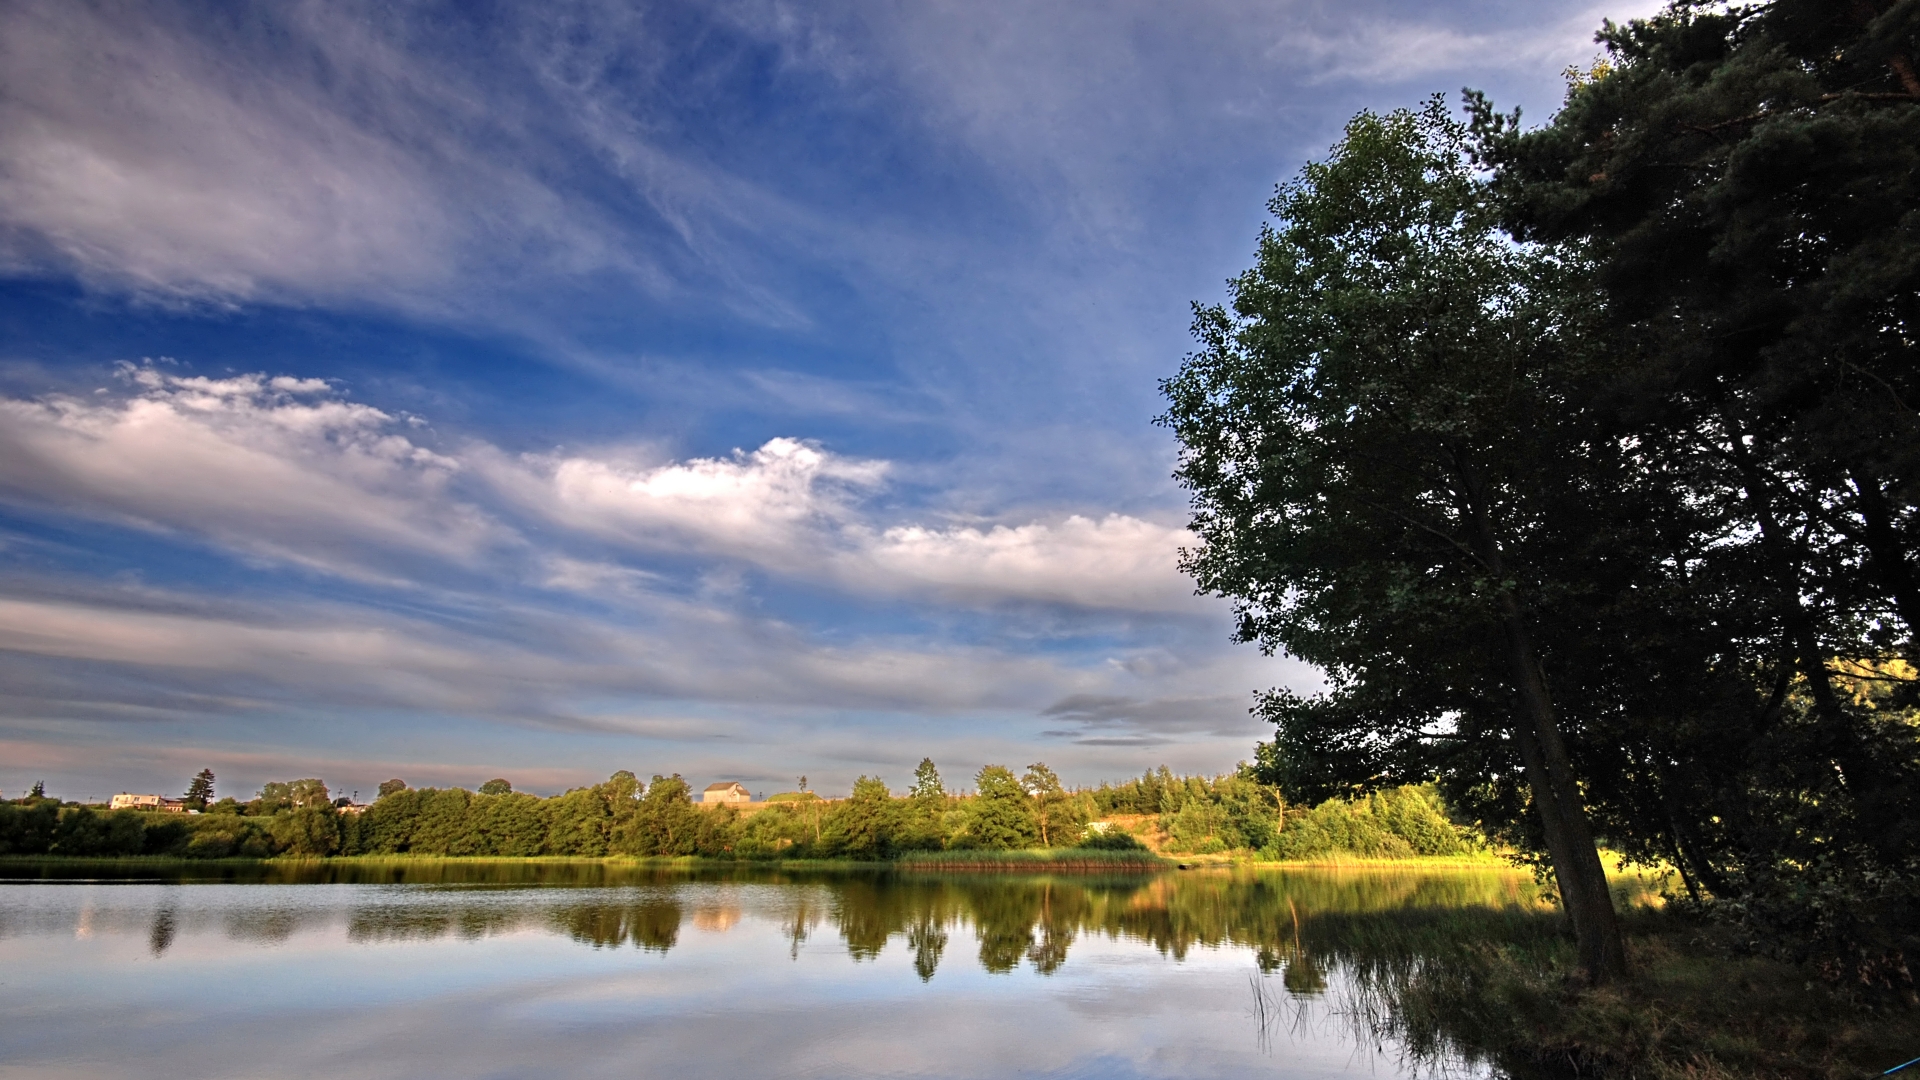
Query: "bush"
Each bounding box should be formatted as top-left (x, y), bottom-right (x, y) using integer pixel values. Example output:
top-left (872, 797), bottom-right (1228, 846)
top-left (1077, 828), bottom-right (1146, 851)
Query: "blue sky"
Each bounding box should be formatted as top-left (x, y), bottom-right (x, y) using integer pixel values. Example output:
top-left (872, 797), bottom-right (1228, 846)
top-left (0, 0), bottom-right (1655, 802)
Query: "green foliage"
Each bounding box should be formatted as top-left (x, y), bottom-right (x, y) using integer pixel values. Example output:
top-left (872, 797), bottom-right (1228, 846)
top-left (182, 769), bottom-right (214, 809)
top-left (478, 778), bottom-right (512, 796)
top-left (819, 776), bottom-right (902, 859)
top-left (377, 779), bottom-right (407, 799)
top-left (1021, 762), bottom-right (1084, 847)
top-left (911, 758), bottom-right (944, 801)
top-left (1075, 828), bottom-right (1146, 851)
top-left (255, 779), bottom-right (330, 814)
top-left (1093, 767), bottom-right (1284, 854)
top-left (958, 766), bottom-right (1038, 850)
top-left (270, 807), bottom-right (340, 856)
top-left (1456, 0), bottom-right (1920, 986)
top-left (1266, 786), bottom-right (1472, 861)
top-left (0, 801), bottom-right (58, 854)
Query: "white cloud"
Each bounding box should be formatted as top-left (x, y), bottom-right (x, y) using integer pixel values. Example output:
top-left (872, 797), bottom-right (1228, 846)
top-left (0, 367), bottom-right (1195, 614)
top-left (847, 514), bottom-right (1198, 613)
top-left (0, 1), bottom-right (455, 305)
top-left (0, 366), bottom-right (504, 579)
top-left (494, 435), bottom-right (1200, 613)
top-left (1264, 3), bottom-right (1666, 86)
top-left (537, 438), bottom-right (888, 565)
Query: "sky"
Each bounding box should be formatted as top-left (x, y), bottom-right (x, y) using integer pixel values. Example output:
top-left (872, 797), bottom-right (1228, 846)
top-left (0, 0), bottom-right (1658, 803)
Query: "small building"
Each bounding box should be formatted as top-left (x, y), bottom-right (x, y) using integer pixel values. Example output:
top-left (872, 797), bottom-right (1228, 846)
top-left (701, 781), bottom-right (752, 805)
top-left (109, 794), bottom-right (187, 812)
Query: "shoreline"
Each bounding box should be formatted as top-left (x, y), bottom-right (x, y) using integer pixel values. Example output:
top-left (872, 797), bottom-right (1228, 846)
top-left (0, 851), bottom-right (1527, 873)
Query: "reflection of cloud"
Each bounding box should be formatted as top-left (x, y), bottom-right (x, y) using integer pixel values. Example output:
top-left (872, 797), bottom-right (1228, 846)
top-left (692, 906), bottom-right (742, 933)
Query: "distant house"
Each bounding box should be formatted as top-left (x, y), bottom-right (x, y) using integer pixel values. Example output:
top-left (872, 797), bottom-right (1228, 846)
top-left (701, 781), bottom-right (752, 805)
top-left (109, 793), bottom-right (187, 812)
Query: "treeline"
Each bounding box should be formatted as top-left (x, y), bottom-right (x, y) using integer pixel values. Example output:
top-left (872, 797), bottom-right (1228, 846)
top-left (0, 761), bottom-right (1475, 861)
top-left (1090, 768), bottom-right (1472, 858)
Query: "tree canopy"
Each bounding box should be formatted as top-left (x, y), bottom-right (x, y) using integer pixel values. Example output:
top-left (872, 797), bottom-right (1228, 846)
top-left (1162, 0), bottom-right (1920, 989)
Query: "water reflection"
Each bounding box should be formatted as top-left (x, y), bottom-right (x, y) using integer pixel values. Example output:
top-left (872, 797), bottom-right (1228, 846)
top-left (0, 865), bottom-right (1563, 1080)
top-left (146, 907), bottom-right (175, 956)
top-left (555, 900), bottom-right (682, 952)
top-left (2, 861), bottom-right (1562, 981)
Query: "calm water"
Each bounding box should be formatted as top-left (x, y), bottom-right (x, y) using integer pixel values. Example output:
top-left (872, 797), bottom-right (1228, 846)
top-left (0, 863), bottom-right (1547, 1080)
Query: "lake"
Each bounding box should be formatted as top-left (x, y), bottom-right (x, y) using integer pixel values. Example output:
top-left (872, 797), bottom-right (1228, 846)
top-left (0, 862), bottom-right (1549, 1079)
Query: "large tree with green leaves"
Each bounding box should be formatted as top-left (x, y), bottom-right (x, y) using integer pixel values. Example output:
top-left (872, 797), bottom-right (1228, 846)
top-left (1160, 99), bottom-right (1633, 981)
top-left (1464, 0), bottom-right (1920, 983)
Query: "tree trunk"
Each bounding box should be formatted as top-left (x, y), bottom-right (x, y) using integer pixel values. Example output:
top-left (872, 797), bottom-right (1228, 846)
top-left (1451, 446), bottom-right (1627, 984)
top-left (1500, 595), bottom-right (1630, 984)
top-left (1850, 468), bottom-right (1920, 660)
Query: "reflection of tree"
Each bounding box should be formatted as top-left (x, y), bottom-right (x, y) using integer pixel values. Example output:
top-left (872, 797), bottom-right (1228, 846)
top-left (552, 902), bottom-right (682, 953)
top-left (223, 908), bottom-right (306, 944)
top-left (1282, 955), bottom-right (1327, 996)
top-left (148, 907), bottom-right (176, 957)
top-left (908, 917), bottom-right (947, 982)
top-left (835, 881), bottom-right (893, 961)
top-left (1025, 921), bottom-right (1072, 975)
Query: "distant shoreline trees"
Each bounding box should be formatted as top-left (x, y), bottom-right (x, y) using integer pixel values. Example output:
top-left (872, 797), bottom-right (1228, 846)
top-left (0, 763), bottom-right (1469, 863)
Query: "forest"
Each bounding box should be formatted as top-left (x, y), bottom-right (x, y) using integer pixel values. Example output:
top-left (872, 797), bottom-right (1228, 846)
top-left (0, 761), bottom-right (1472, 863)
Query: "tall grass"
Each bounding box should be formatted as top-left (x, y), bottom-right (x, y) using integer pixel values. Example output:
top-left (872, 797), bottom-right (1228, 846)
top-left (895, 848), bottom-right (1167, 871)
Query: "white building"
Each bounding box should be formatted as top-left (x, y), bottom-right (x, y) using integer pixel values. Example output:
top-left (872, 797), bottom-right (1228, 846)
top-left (109, 793), bottom-right (186, 812)
top-left (701, 781), bottom-right (752, 805)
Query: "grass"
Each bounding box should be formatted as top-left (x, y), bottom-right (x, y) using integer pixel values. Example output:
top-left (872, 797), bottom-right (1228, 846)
top-left (1318, 906), bottom-right (1920, 1080)
top-left (894, 848), bottom-right (1168, 871)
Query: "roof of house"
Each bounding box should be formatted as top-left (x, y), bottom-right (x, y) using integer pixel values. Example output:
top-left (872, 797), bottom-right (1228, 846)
top-left (703, 781), bottom-right (749, 792)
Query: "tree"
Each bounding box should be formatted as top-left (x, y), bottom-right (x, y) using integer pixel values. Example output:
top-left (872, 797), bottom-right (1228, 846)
top-left (822, 776), bottom-right (900, 858)
top-left (478, 778), bottom-right (512, 796)
top-left (1021, 763), bottom-right (1081, 847)
top-left (270, 806), bottom-right (340, 856)
top-left (182, 769), bottom-right (215, 810)
top-left (28, 781), bottom-right (44, 800)
top-left (963, 766), bottom-right (1038, 850)
top-left (911, 758), bottom-right (944, 801)
top-left (257, 779), bottom-right (330, 813)
top-left (377, 779), bottom-right (408, 799)
top-left (1466, 0), bottom-right (1920, 984)
top-left (1159, 99), bottom-right (1629, 981)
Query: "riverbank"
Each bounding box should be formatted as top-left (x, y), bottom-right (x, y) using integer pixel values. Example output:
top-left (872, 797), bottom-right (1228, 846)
top-left (1340, 904), bottom-right (1920, 1080)
top-left (0, 850), bottom-right (1525, 871)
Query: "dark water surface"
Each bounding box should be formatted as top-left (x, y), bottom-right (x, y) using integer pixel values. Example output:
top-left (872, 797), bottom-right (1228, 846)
top-left (0, 862), bottom-right (1544, 1080)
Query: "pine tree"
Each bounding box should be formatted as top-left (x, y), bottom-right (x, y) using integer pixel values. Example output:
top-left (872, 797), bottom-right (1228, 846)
top-left (183, 768), bottom-right (215, 809)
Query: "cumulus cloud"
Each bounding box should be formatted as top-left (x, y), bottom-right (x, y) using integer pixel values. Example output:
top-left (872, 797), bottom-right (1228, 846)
top-left (848, 514), bottom-right (1197, 613)
top-left (531, 438), bottom-right (888, 565)
top-left (494, 436), bottom-right (1201, 612)
top-left (0, 366), bottom-right (504, 580)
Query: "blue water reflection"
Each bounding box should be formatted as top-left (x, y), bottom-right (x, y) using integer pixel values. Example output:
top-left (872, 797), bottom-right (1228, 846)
top-left (0, 866), bottom-right (1528, 1079)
